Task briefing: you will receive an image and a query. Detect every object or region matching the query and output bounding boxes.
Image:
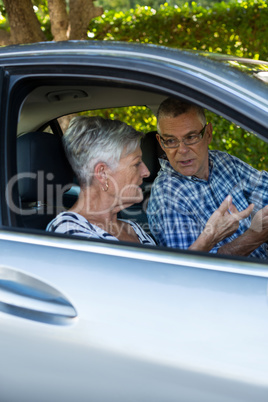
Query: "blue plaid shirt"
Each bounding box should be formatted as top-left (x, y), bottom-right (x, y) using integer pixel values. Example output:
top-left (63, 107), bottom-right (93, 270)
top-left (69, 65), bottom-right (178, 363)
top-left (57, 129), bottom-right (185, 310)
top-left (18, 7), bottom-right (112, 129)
top-left (147, 150), bottom-right (268, 258)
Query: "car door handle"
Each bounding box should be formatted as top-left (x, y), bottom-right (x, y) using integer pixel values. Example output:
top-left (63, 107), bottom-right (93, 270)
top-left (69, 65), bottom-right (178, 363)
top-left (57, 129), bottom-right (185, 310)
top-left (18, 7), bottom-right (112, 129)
top-left (0, 266), bottom-right (77, 325)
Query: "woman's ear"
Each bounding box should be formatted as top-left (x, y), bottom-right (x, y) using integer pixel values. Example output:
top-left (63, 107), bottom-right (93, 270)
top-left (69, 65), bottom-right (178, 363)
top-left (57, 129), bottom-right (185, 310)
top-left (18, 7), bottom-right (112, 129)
top-left (94, 162), bottom-right (109, 191)
top-left (94, 163), bottom-right (107, 184)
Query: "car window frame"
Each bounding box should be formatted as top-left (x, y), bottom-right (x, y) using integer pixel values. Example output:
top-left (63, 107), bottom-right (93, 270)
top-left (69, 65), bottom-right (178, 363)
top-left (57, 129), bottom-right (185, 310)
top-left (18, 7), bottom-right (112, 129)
top-left (1, 60), bottom-right (268, 266)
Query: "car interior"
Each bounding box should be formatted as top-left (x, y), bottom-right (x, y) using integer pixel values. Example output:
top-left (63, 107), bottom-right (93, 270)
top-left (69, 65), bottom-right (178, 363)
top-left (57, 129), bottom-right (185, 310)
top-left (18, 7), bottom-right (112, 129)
top-left (15, 82), bottom-right (167, 235)
top-left (13, 75), bottom-right (268, 249)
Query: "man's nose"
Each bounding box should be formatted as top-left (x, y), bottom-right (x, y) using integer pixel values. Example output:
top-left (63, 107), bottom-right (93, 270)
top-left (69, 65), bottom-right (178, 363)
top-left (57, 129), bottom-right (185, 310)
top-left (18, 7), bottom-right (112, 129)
top-left (177, 141), bottom-right (189, 153)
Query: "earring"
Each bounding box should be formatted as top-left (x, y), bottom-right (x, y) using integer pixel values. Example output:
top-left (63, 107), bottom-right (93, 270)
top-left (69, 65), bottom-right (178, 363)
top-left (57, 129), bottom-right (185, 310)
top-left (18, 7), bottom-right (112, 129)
top-left (102, 181), bottom-right (109, 192)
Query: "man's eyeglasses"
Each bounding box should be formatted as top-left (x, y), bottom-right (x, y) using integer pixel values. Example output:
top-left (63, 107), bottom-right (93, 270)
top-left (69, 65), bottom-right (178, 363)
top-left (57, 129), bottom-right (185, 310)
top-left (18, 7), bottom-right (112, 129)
top-left (159, 124), bottom-right (207, 149)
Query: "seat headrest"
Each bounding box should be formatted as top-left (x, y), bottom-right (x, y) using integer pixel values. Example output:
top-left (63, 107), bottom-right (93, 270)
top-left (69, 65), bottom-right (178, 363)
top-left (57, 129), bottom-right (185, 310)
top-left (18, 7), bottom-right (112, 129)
top-left (17, 131), bottom-right (74, 203)
top-left (141, 131), bottom-right (163, 182)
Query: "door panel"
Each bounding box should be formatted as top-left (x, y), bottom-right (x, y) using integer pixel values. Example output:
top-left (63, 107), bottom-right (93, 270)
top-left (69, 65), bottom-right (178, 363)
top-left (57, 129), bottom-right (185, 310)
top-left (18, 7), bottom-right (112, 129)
top-left (1, 233), bottom-right (268, 401)
top-left (0, 265), bottom-right (77, 324)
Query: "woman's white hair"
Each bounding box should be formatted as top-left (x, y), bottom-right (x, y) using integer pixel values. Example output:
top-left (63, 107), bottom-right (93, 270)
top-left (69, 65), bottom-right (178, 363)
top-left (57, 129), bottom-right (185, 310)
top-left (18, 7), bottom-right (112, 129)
top-left (63, 116), bottom-right (144, 186)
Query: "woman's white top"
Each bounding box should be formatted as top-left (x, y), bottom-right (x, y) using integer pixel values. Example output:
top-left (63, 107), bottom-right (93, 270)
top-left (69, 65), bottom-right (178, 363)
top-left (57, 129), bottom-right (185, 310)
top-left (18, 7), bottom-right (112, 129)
top-left (46, 211), bottom-right (156, 245)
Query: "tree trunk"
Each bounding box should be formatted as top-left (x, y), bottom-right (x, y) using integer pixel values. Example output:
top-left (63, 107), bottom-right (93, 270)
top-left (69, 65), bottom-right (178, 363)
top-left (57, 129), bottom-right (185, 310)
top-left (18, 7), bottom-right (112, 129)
top-left (69, 0), bottom-right (103, 40)
top-left (2, 0), bottom-right (103, 45)
top-left (3, 0), bottom-right (46, 44)
top-left (0, 30), bottom-right (12, 46)
top-left (2, 0), bottom-right (103, 129)
top-left (47, 0), bottom-right (69, 41)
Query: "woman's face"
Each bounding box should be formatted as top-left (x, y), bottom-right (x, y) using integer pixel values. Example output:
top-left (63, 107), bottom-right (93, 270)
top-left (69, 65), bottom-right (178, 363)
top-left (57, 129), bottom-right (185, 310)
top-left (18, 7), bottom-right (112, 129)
top-left (108, 145), bottom-right (150, 210)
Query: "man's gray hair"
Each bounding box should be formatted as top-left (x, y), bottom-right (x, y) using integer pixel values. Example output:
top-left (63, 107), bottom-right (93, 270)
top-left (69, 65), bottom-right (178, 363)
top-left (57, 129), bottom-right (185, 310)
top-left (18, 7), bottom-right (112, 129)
top-left (157, 98), bottom-right (206, 134)
top-left (63, 116), bottom-right (144, 186)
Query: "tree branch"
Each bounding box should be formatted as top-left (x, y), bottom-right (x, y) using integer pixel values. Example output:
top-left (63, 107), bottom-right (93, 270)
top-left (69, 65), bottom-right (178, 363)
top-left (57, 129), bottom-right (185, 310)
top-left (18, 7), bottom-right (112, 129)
top-left (69, 0), bottom-right (102, 40)
top-left (0, 30), bottom-right (12, 46)
top-left (47, 0), bottom-right (69, 41)
top-left (3, 0), bottom-right (46, 44)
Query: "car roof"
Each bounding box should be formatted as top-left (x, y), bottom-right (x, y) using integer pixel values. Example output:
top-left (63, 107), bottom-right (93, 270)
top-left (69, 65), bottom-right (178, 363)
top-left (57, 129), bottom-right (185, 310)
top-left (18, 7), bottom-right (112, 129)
top-left (1, 40), bottom-right (266, 135)
top-left (2, 40), bottom-right (267, 79)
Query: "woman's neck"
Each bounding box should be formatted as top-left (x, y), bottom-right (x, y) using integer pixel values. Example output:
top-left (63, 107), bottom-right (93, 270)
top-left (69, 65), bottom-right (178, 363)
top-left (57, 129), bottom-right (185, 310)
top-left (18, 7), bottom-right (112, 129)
top-left (69, 185), bottom-right (139, 243)
top-left (69, 186), bottom-right (118, 228)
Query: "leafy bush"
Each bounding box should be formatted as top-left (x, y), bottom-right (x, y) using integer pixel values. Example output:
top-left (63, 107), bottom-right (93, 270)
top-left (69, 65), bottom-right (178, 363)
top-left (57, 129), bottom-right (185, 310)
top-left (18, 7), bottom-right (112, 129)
top-left (206, 111), bottom-right (268, 170)
top-left (90, 0), bottom-right (268, 60)
top-left (85, 106), bottom-right (268, 171)
top-left (88, 0), bottom-right (268, 170)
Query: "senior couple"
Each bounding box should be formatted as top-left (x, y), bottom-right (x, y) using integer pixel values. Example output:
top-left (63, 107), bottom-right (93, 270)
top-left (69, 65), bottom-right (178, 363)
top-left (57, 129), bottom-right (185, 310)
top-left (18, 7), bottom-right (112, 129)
top-left (47, 98), bottom-right (268, 258)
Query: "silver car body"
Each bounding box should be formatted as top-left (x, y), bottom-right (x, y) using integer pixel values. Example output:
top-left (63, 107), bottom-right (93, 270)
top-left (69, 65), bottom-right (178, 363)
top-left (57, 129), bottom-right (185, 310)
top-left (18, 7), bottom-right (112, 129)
top-left (0, 41), bottom-right (268, 401)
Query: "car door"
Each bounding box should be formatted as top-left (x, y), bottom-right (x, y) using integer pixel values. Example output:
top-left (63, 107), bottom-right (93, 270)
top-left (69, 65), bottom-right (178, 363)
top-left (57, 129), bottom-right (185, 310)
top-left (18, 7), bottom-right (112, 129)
top-left (2, 230), bottom-right (268, 402)
top-left (1, 42), bottom-right (268, 402)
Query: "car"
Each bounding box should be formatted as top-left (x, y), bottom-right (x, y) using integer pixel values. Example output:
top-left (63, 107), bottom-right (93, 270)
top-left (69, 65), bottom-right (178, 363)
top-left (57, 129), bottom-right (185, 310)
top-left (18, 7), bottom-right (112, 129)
top-left (1, 40), bottom-right (268, 402)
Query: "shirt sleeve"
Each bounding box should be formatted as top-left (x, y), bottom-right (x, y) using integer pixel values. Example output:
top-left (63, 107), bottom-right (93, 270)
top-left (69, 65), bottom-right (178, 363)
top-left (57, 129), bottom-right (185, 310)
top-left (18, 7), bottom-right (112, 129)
top-left (147, 178), bottom-right (207, 250)
top-left (46, 212), bottom-right (101, 239)
top-left (230, 155), bottom-right (268, 207)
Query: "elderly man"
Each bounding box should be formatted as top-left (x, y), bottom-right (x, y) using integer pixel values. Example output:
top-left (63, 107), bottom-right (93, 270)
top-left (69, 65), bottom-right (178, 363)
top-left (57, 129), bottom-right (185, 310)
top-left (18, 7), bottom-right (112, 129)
top-left (147, 97), bottom-right (268, 258)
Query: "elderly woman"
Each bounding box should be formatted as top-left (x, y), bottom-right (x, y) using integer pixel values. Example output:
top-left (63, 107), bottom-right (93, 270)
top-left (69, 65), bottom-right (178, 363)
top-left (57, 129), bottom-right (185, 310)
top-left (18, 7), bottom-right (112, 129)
top-left (47, 116), bottom-right (253, 251)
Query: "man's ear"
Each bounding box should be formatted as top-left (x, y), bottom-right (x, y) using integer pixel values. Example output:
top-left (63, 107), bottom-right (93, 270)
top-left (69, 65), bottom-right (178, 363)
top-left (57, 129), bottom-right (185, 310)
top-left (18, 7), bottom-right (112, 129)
top-left (206, 122), bottom-right (213, 145)
top-left (156, 133), bottom-right (166, 152)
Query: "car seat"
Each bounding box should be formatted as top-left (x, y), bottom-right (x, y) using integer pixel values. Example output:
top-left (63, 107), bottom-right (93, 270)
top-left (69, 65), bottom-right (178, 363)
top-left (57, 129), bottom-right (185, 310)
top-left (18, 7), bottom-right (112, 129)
top-left (118, 130), bottom-right (163, 234)
top-left (16, 131), bottom-right (75, 229)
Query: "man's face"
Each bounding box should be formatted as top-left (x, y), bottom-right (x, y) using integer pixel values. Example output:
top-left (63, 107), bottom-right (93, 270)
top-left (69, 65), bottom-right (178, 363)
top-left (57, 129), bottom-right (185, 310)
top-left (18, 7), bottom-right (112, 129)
top-left (157, 109), bottom-right (212, 180)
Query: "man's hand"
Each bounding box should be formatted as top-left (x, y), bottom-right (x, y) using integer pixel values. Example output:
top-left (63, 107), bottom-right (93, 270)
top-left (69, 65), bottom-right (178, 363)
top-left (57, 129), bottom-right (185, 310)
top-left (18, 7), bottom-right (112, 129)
top-left (189, 195), bottom-right (254, 252)
top-left (249, 205), bottom-right (268, 239)
top-left (203, 195), bottom-right (254, 245)
top-left (215, 203), bottom-right (268, 256)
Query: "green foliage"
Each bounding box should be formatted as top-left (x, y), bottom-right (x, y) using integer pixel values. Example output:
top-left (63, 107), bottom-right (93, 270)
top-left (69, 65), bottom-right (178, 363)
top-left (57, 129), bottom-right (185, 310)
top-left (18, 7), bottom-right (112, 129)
top-left (82, 106), bottom-right (268, 171)
top-left (0, 0), bottom-right (8, 29)
top-left (206, 111), bottom-right (268, 171)
top-left (95, 0), bottom-right (235, 13)
top-left (89, 0), bottom-right (268, 60)
top-left (85, 106), bottom-right (157, 132)
top-left (32, 0), bottom-right (53, 40)
top-left (1, 0), bottom-right (267, 169)
top-left (88, 0), bottom-right (268, 170)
